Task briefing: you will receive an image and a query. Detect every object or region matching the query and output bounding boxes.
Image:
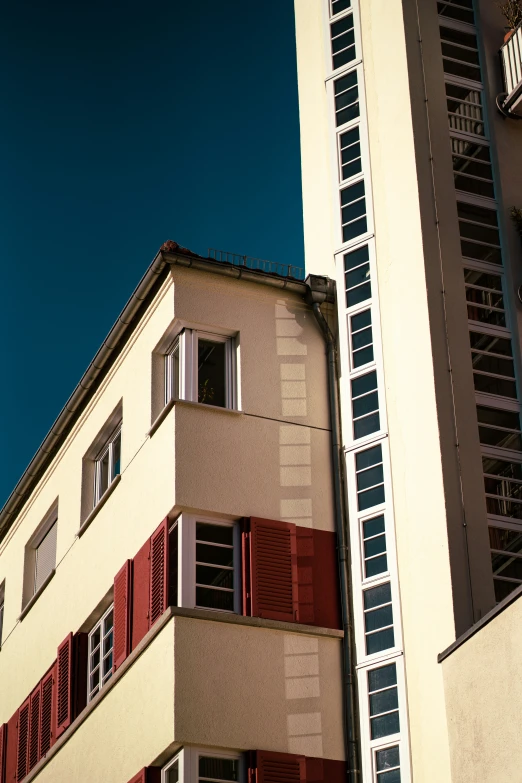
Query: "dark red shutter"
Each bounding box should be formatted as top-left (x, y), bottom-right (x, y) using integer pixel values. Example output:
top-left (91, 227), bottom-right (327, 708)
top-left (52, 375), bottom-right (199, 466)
top-left (16, 698), bottom-right (30, 782)
top-left (113, 560), bottom-right (132, 671)
top-left (55, 633), bottom-right (73, 738)
top-left (149, 519), bottom-right (169, 627)
top-left (0, 723), bottom-right (6, 783)
top-left (250, 751), bottom-right (305, 783)
top-left (39, 664), bottom-right (56, 759)
top-left (27, 685), bottom-right (40, 772)
top-left (127, 769), bottom-right (160, 783)
top-left (73, 633), bottom-right (88, 718)
top-left (132, 540), bottom-right (151, 651)
top-left (296, 527), bottom-right (342, 630)
top-left (5, 711), bottom-right (18, 783)
top-left (305, 757), bottom-right (346, 782)
top-left (246, 518), bottom-right (298, 622)
top-left (296, 527), bottom-right (315, 625)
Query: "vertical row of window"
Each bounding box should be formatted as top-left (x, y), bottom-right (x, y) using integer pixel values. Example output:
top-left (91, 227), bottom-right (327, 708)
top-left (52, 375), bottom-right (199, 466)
top-left (437, 2), bottom-right (522, 602)
top-left (329, 2), bottom-right (407, 780)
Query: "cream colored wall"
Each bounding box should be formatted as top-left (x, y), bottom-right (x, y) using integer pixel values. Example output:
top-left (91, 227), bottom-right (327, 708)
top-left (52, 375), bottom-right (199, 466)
top-left (0, 264), bottom-right (335, 730)
top-left (294, 0), bottom-right (337, 278)
top-left (442, 595), bottom-right (522, 783)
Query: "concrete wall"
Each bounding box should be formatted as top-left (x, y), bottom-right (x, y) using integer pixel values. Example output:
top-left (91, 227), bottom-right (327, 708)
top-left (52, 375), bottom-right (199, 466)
top-left (441, 594), bottom-right (522, 783)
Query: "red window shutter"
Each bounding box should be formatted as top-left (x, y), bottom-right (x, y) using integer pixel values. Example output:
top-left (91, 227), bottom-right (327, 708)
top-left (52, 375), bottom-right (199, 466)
top-left (55, 633), bottom-right (73, 738)
top-left (0, 723), bottom-right (6, 783)
top-left (247, 518), bottom-right (299, 622)
top-left (127, 769), bottom-right (160, 783)
top-left (39, 663), bottom-right (56, 759)
top-left (296, 527), bottom-right (342, 630)
top-left (149, 519), bottom-right (169, 627)
top-left (16, 698), bottom-right (30, 782)
top-left (113, 560), bottom-right (132, 671)
top-left (132, 539), bottom-right (151, 651)
top-left (5, 712), bottom-right (18, 783)
top-left (250, 750), bottom-right (306, 783)
top-left (27, 685), bottom-right (41, 772)
top-left (306, 757), bottom-right (346, 783)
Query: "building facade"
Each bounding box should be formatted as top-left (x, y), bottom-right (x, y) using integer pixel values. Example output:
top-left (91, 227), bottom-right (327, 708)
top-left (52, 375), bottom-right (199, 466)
top-left (294, 0), bottom-right (522, 781)
top-left (0, 247), bottom-right (347, 783)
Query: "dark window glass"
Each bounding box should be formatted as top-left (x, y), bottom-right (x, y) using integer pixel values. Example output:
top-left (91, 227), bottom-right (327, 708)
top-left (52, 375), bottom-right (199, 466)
top-left (446, 82), bottom-right (484, 136)
top-left (363, 515), bottom-right (388, 577)
top-left (198, 339), bottom-right (226, 407)
top-left (371, 712), bottom-right (401, 740)
top-left (351, 309), bottom-right (374, 368)
top-left (477, 406), bottom-right (521, 450)
top-left (356, 444), bottom-right (382, 472)
top-left (438, 0), bottom-right (475, 24)
top-left (199, 756), bottom-right (238, 781)
top-left (195, 523), bottom-right (234, 612)
top-left (334, 71), bottom-right (359, 127)
top-left (440, 26), bottom-right (481, 81)
top-left (332, 0), bottom-right (351, 14)
top-left (345, 246), bottom-right (371, 308)
top-left (451, 138), bottom-right (494, 199)
top-left (340, 127), bottom-right (362, 180)
top-left (331, 14), bottom-right (356, 70)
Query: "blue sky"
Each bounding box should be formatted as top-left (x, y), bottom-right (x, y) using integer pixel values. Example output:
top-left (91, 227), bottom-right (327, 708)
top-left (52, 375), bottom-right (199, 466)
top-left (0, 0), bottom-right (303, 505)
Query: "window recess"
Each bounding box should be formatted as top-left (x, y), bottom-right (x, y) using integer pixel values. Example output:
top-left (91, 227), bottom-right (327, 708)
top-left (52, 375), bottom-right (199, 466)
top-left (375, 745), bottom-right (401, 783)
top-left (438, 0), bottom-right (475, 25)
top-left (477, 405), bottom-right (522, 451)
top-left (489, 526), bottom-right (522, 602)
top-left (483, 455), bottom-right (522, 521)
top-left (195, 522), bottom-right (235, 612)
top-left (356, 444), bottom-right (385, 511)
top-left (350, 308), bottom-right (374, 368)
top-left (330, 12), bottom-right (356, 71)
top-left (464, 268), bottom-right (506, 327)
top-left (457, 201), bottom-right (502, 265)
top-left (339, 126), bottom-right (362, 181)
top-left (440, 26), bottom-right (482, 83)
top-left (94, 425), bottom-right (121, 507)
top-left (362, 515), bottom-right (388, 579)
top-left (368, 663), bottom-right (400, 740)
top-left (363, 582), bottom-right (395, 655)
top-left (22, 509), bottom-right (58, 611)
top-left (470, 331), bottom-right (517, 399)
top-left (451, 137), bottom-right (494, 199)
top-left (351, 370), bottom-right (380, 440)
top-left (446, 81), bottom-right (484, 136)
top-left (0, 581), bottom-right (4, 648)
top-left (34, 520), bottom-right (57, 595)
top-left (334, 70), bottom-right (360, 127)
top-left (345, 245), bottom-right (372, 308)
top-left (341, 180), bottom-right (367, 243)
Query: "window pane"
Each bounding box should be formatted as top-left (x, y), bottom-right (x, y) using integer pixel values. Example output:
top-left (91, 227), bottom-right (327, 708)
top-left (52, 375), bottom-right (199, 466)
top-left (364, 582), bottom-right (391, 609)
top-left (356, 444), bottom-right (382, 471)
top-left (357, 465), bottom-right (384, 492)
top-left (477, 406), bottom-right (521, 450)
top-left (199, 756), bottom-right (238, 781)
top-left (196, 523), bottom-right (234, 546)
top-left (376, 746), bottom-right (400, 772)
top-left (332, 0), bottom-right (351, 14)
top-left (166, 760), bottom-right (179, 783)
top-left (198, 339), bottom-right (226, 407)
top-left (371, 711), bottom-right (400, 740)
top-left (196, 542), bottom-right (234, 568)
top-left (196, 586), bottom-right (235, 612)
top-left (111, 432), bottom-right (121, 479)
top-left (367, 627), bottom-right (395, 654)
top-left (438, 0), bottom-right (475, 24)
top-left (366, 554), bottom-right (388, 578)
top-left (363, 514), bottom-right (385, 540)
top-left (358, 485), bottom-right (386, 510)
top-left (196, 564), bottom-right (234, 590)
top-left (368, 663), bottom-right (397, 693)
top-left (98, 450), bottom-right (109, 498)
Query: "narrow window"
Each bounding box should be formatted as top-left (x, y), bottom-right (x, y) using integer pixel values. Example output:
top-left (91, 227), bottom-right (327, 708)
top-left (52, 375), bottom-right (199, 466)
top-left (198, 756), bottom-right (239, 782)
top-left (350, 309), bottom-right (374, 368)
top-left (331, 0), bottom-right (352, 18)
top-left (165, 336), bottom-right (180, 405)
top-left (198, 339), bottom-right (227, 407)
top-left (352, 371), bottom-right (380, 439)
top-left (340, 126), bottom-right (362, 181)
top-left (356, 444), bottom-right (385, 511)
top-left (440, 26), bottom-right (481, 83)
top-left (34, 520), bottom-right (57, 595)
top-left (88, 605), bottom-right (114, 702)
top-left (483, 455), bottom-right (522, 521)
top-left (470, 331), bottom-right (516, 398)
top-left (375, 745), bottom-right (401, 783)
top-left (195, 523), bottom-right (235, 612)
top-left (330, 13), bottom-right (356, 71)
top-left (94, 425), bottom-right (121, 506)
top-left (457, 202), bottom-right (502, 265)
top-left (341, 180), bottom-right (367, 242)
top-left (164, 757), bottom-right (179, 783)
top-left (334, 71), bottom-right (360, 127)
top-left (345, 245), bottom-right (371, 307)
top-left (464, 269), bottom-right (506, 327)
top-left (363, 515), bottom-right (388, 578)
top-left (477, 405), bottom-right (522, 450)
top-left (489, 526), bottom-right (522, 602)
top-left (451, 138), bottom-right (494, 199)
top-left (446, 82), bottom-right (484, 136)
top-left (364, 582), bottom-right (394, 654)
top-left (368, 663), bottom-right (400, 740)
top-left (438, 0), bottom-right (475, 25)
top-left (0, 581), bottom-right (4, 649)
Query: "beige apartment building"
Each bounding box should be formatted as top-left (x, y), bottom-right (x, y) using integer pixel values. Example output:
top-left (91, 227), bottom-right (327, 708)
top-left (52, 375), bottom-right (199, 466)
top-left (294, 0), bottom-right (522, 781)
top-left (0, 245), bottom-right (349, 783)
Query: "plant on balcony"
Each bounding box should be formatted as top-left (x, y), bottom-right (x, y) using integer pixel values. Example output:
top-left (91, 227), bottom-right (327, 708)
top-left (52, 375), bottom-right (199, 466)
top-left (511, 207), bottom-right (522, 243)
top-left (497, 0), bottom-right (522, 34)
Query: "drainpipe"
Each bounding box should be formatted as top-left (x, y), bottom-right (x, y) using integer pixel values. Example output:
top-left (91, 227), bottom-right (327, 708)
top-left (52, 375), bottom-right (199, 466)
top-left (305, 275), bottom-right (360, 783)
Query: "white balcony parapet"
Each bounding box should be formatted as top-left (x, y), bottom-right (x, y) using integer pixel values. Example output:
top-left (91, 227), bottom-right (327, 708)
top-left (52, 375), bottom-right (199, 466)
top-left (500, 22), bottom-right (522, 117)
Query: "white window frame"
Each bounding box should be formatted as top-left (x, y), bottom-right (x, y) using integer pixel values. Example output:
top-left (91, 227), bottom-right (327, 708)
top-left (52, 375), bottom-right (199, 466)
top-left (177, 515), bottom-right (241, 614)
top-left (162, 747), bottom-right (243, 783)
top-left (93, 423), bottom-right (122, 507)
top-left (87, 603), bottom-right (114, 702)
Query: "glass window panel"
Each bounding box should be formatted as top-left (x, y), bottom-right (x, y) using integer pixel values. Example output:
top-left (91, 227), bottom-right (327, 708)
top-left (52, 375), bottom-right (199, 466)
top-left (166, 760), bottom-right (179, 783)
top-left (347, 281), bottom-right (372, 308)
top-left (352, 370), bottom-right (378, 399)
top-left (198, 339), bottom-right (226, 407)
top-left (199, 756), bottom-right (238, 781)
top-left (196, 586), bottom-right (235, 612)
top-left (376, 746), bottom-right (400, 772)
top-left (196, 523), bottom-right (234, 546)
top-left (483, 456), bottom-right (522, 480)
top-left (357, 464), bottom-right (384, 492)
top-left (368, 663), bottom-right (397, 693)
top-left (346, 263), bottom-right (371, 291)
top-left (196, 564), bottom-right (234, 590)
top-left (364, 514), bottom-right (385, 539)
top-left (341, 180), bottom-right (365, 205)
top-left (99, 450), bottom-right (109, 497)
top-left (353, 392), bottom-right (379, 419)
top-left (364, 582), bottom-right (392, 610)
top-left (370, 686), bottom-right (399, 716)
top-left (196, 543), bottom-right (234, 568)
top-left (438, 0), bottom-right (475, 24)
top-left (364, 533), bottom-right (387, 559)
top-left (367, 627), bottom-right (395, 654)
top-left (343, 217), bottom-right (368, 242)
top-left (366, 554), bottom-right (388, 578)
top-left (377, 768), bottom-right (401, 783)
top-left (469, 332), bottom-right (513, 357)
top-left (352, 326), bottom-right (373, 352)
top-left (351, 308), bottom-right (372, 332)
top-left (477, 406), bottom-right (521, 450)
top-left (356, 444), bottom-right (382, 471)
top-left (111, 432), bottom-right (121, 478)
top-left (365, 605), bottom-right (393, 633)
top-left (353, 346), bottom-right (374, 368)
top-left (91, 648), bottom-right (100, 669)
top-left (358, 485), bottom-right (386, 510)
top-left (371, 711), bottom-right (400, 740)
top-left (332, 0), bottom-right (351, 14)
top-left (334, 71), bottom-right (358, 96)
top-left (354, 413), bottom-right (380, 439)
top-left (344, 244), bottom-right (369, 270)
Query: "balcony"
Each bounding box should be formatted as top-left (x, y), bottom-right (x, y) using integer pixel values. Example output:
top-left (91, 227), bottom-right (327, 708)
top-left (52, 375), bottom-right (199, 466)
top-left (499, 22), bottom-right (522, 118)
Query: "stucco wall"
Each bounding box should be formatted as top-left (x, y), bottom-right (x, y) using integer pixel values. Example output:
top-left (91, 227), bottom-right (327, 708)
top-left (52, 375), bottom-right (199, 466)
top-left (441, 594), bottom-right (522, 783)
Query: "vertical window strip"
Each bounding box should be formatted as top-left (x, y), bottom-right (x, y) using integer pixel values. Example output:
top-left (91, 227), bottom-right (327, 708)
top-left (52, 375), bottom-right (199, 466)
top-left (88, 605), bottom-right (114, 702)
top-left (351, 370), bottom-right (380, 439)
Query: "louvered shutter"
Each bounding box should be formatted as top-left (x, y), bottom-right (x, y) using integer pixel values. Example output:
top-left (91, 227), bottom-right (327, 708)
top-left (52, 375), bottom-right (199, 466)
top-left (39, 664), bottom-right (55, 759)
top-left (296, 527), bottom-right (342, 630)
top-left (55, 633), bottom-right (73, 738)
top-left (16, 698), bottom-right (30, 782)
top-left (127, 768), bottom-right (160, 783)
top-left (149, 519), bottom-right (169, 627)
top-left (246, 518), bottom-right (299, 622)
top-left (250, 750), bottom-right (306, 783)
top-left (27, 685), bottom-right (41, 772)
top-left (5, 712), bottom-right (18, 783)
top-left (113, 560), bottom-right (132, 671)
top-left (132, 539), bottom-right (151, 651)
top-left (306, 757), bottom-right (346, 782)
top-left (0, 723), bottom-right (6, 783)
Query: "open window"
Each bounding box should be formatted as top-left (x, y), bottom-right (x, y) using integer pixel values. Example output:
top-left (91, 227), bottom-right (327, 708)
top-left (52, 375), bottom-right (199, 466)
top-left (80, 401), bottom-right (122, 526)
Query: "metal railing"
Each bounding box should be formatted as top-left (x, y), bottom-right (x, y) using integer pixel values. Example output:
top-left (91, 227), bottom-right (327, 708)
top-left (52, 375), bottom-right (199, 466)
top-left (208, 248), bottom-right (305, 281)
top-left (500, 22), bottom-right (522, 115)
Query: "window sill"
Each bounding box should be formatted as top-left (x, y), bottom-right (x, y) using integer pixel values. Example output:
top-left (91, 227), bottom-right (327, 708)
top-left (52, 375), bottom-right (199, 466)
top-left (175, 399), bottom-right (243, 416)
top-left (77, 474), bottom-right (122, 538)
top-left (147, 398), bottom-right (176, 437)
top-left (18, 569), bottom-right (56, 621)
top-left (148, 398), bottom-right (243, 438)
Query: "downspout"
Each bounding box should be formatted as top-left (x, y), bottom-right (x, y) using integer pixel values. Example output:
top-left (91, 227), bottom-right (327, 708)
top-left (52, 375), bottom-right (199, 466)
top-left (305, 276), bottom-right (360, 783)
